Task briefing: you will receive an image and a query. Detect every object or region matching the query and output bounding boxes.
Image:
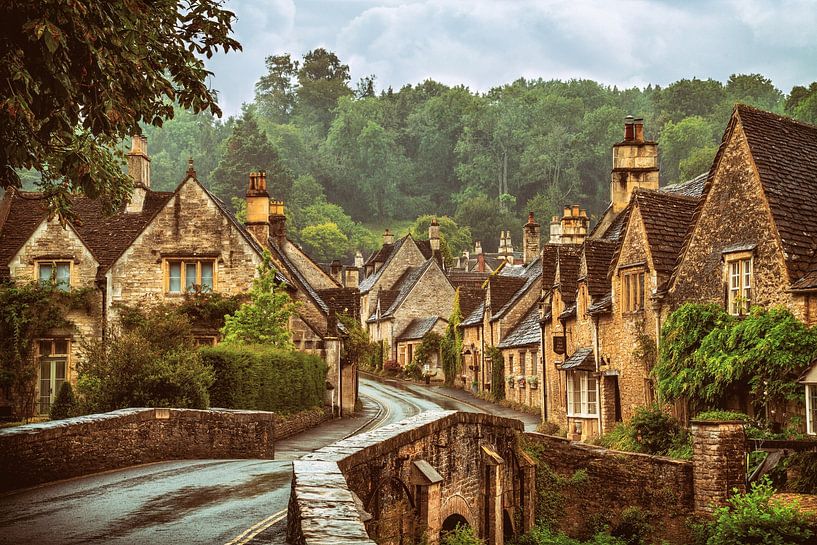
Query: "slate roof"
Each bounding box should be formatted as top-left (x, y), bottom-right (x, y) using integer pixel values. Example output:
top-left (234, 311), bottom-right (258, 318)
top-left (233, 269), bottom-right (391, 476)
top-left (458, 286), bottom-right (486, 320)
top-left (540, 244), bottom-right (560, 298)
top-left (460, 301), bottom-right (485, 327)
top-left (661, 172), bottom-right (708, 198)
top-left (632, 189), bottom-right (700, 276)
top-left (359, 236), bottom-right (411, 294)
top-left (0, 188), bottom-right (176, 280)
top-left (491, 258), bottom-right (542, 322)
top-left (561, 346), bottom-right (595, 371)
top-left (587, 292), bottom-right (613, 315)
top-left (397, 316), bottom-right (444, 341)
top-left (497, 304), bottom-right (540, 348)
top-left (554, 244), bottom-right (583, 304)
top-left (317, 287), bottom-right (360, 334)
top-left (735, 105), bottom-right (817, 286)
top-left (487, 276), bottom-right (527, 315)
top-left (558, 302), bottom-right (577, 320)
top-left (447, 271), bottom-right (490, 288)
top-left (581, 239), bottom-right (617, 297)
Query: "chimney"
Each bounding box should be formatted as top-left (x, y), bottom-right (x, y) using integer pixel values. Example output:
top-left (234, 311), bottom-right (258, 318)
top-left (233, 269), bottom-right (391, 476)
top-left (429, 217), bottom-right (440, 253)
top-left (523, 211), bottom-right (541, 264)
top-left (270, 198), bottom-right (286, 245)
top-left (126, 135), bottom-right (151, 213)
top-left (354, 250), bottom-right (364, 268)
top-left (475, 240), bottom-right (483, 255)
top-left (476, 250), bottom-right (486, 272)
top-left (560, 204), bottom-right (589, 245)
top-left (245, 171), bottom-right (271, 246)
top-left (612, 115), bottom-right (659, 214)
top-left (504, 231), bottom-right (514, 264)
top-left (345, 268), bottom-right (359, 288)
top-left (383, 229), bottom-right (394, 245)
top-left (330, 259), bottom-right (343, 284)
top-left (549, 215), bottom-right (562, 244)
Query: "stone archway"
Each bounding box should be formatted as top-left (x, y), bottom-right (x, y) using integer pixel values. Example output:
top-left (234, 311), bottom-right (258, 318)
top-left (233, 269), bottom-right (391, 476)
top-left (442, 513), bottom-right (470, 533)
top-left (439, 494), bottom-right (478, 532)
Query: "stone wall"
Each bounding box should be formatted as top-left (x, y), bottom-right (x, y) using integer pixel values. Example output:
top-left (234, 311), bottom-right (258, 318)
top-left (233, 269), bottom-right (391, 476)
top-left (691, 420), bottom-right (747, 513)
top-left (522, 432), bottom-right (694, 544)
top-left (0, 406), bottom-right (331, 491)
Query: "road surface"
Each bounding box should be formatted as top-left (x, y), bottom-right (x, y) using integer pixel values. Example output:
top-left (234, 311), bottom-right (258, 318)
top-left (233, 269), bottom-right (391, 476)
top-left (0, 377), bottom-right (521, 545)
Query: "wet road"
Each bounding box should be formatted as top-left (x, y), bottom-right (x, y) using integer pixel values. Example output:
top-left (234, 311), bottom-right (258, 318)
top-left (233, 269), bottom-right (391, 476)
top-left (0, 377), bottom-right (496, 545)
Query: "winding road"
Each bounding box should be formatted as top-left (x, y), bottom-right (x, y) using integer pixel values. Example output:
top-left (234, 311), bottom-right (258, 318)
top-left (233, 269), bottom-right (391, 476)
top-left (0, 377), bottom-right (533, 544)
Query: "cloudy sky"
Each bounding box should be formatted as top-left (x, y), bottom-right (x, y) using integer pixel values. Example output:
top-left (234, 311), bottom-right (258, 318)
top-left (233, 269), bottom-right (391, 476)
top-left (205, 0), bottom-right (817, 117)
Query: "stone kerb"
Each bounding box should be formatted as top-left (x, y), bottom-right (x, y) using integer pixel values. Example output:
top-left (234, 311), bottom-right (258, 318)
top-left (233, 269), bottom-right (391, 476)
top-left (691, 419), bottom-right (747, 513)
top-left (0, 407), bottom-right (281, 491)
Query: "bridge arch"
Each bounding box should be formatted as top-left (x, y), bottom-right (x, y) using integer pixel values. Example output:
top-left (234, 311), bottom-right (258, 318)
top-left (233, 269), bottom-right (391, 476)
top-left (440, 493), bottom-right (477, 531)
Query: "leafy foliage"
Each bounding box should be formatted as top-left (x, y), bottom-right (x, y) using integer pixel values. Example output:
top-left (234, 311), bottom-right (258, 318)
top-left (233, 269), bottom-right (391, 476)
top-left (441, 289), bottom-right (464, 385)
top-left (409, 215), bottom-right (472, 265)
top-left (49, 382), bottom-right (77, 420)
top-left (441, 524), bottom-right (484, 545)
top-left (515, 526), bottom-right (627, 545)
top-left (488, 346), bottom-right (505, 401)
top-left (220, 254), bottom-right (295, 348)
top-left (597, 405), bottom-right (690, 459)
top-left (0, 282), bottom-right (95, 416)
top-left (655, 304), bottom-right (817, 416)
top-left (201, 344), bottom-right (327, 413)
top-left (337, 313), bottom-right (379, 370)
top-left (1, 0), bottom-right (240, 216)
top-left (694, 478), bottom-right (814, 545)
top-left (77, 306), bottom-right (213, 412)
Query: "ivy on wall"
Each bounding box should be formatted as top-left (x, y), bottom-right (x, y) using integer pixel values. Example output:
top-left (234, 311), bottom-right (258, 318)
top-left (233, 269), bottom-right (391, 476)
top-left (488, 345), bottom-right (505, 401)
top-left (654, 304), bottom-right (817, 417)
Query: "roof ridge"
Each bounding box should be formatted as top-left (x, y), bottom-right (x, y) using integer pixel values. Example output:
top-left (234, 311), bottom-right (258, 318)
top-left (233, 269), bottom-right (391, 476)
top-left (735, 103), bottom-right (817, 132)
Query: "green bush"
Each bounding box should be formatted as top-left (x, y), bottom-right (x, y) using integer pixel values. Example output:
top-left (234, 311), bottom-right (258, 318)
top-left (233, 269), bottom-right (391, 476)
top-left (515, 525), bottom-right (626, 545)
top-left (609, 507), bottom-right (651, 545)
top-left (49, 382), bottom-right (77, 420)
top-left (442, 524), bottom-right (483, 545)
top-left (201, 344), bottom-right (327, 413)
top-left (597, 406), bottom-right (690, 459)
top-left (701, 477), bottom-right (814, 545)
top-left (693, 410), bottom-right (750, 422)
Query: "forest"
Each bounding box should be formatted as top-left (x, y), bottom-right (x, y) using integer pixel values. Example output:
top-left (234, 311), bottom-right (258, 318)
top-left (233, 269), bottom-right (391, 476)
top-left (101, 49), bottom-right (817, 262)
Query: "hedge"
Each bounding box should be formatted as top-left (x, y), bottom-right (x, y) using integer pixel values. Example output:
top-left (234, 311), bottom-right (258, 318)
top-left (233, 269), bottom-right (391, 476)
top-left (201, 344), bottom-right (328, 413)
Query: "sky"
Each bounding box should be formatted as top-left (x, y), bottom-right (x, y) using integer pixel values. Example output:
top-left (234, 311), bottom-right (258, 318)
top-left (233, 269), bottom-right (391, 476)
top-left (205, 0), bottom-right (817, 117)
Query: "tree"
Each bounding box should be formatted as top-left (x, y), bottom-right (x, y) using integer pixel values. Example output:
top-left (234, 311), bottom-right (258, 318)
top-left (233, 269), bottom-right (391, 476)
top-left (0, 0), bottom-right (240, 217)
top-left (658, 116), bottom-right (718, 184)
top-left (210, 110), bottom-right (292, 203)
top-left (220, 254), bottom-right (295, 347)
top-left (295, 48), bottom-right (353, 131)
top-left (300, 222), bottom-right (350, 262)
top-left (454, 194), bottom-right (515, 253)
top-left (255, 54), bottom-right (299, 124)
top-left (725, 74), bottom-right (783, 112)
top-left (409, 214), bottom-right (472, 265)
top-left (441, 289), bottom-right (463, 386)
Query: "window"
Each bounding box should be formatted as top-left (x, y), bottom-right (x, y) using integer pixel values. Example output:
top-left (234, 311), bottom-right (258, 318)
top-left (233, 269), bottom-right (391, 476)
top-left (621, 269), bottom-right (645, 313)
top-left (508, 354), bottom-right (514, 373)
top-left (37, 339), bottom-right (70, 414)
top-left (519, 351), bottom-right (526, 374)
top-left (808, 384), bottom-right (817, 435)
top-left (566, 371), bottom-right (598, 417)
top-left (727, 257), bottom-right (752, 315)
top-left (531, 351), bottom-right (538, 376)
top-left (37, 260), bottom-right (71, 291)
top-left (165, 259), bottom-right (215, 293)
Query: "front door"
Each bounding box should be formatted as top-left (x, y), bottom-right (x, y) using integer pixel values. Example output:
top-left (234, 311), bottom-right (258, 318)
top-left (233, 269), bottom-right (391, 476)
top-left (38, 339), bottom-right (69, 415)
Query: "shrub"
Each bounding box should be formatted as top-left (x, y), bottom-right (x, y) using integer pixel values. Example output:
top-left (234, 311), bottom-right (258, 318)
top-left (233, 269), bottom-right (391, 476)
top-left (693, 410), bottom-right (751, 422)
top-left (610, 507), bottom-right (651, 545)
top-left (515, 525), bottom-right (627, 545)
top-left (77, 308), bottom-right (214, 412)
top-left (629, 404), bottom-right (686, 455)
top-left (49, 382), bottom-right (77, 420)
top-left (537, 420), bottom-right (564, 436)
top-left (703, 477), bottom-right (814, 545)
top-left (201, 344), bottom-right (327, 413)
top-left (442, 525), bottom-right (483, 545)
top-left (488, 346), bottom-right (505, 401)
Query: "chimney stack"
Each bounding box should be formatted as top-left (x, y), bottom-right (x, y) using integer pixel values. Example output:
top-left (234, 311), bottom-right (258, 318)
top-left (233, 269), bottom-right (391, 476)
top-left (126, 135), bottom-right (151, 213)
top-left (612, 115), bottom-right (659, 214)
top-left (429, 217), bottom-right (440, 253)
top-left (549, 215), bottom-right (562, 244)
top-left (523, 212), bottom-right (541, 264)
top-left (383, 229), bottom-right (394, 245)
top-left (560, 204), bottom-right (589, 245)
top-left (245, 171), bottom-right (271, 246)
top-left (354, 250), bottom-right (364, 268)
top-left (269, 198), bottom-right (286, 245)
top-left (504, 231), bottom-right (514, 264)
top-left (476, 248), bottom-right (486, 272)
top-left (330, 259), bottom-right (343, 284)
top-left (475, 240), bottom-right (483, 255)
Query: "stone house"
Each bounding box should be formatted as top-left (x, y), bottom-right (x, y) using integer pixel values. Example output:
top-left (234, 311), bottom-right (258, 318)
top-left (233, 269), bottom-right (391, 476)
top-left (0, 138), bottom-right (285, 417)
top-left (497, 303), bottom-right (541, 408)
top-left (366, 258), bottom-right (455, 367)
top-left (395, 316), bottom-right (448, 377)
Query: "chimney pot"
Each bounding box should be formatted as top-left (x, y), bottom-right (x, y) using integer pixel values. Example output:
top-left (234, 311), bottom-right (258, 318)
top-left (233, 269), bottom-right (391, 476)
top-left (624, 115), bottom-right (635, 141)
top-left (354, 250), bottom-right (364, 268)
top-left (383, 229), bottom-right (394, 245)
top-left (633, 118), bottom-right (645, 143)
top-left (572, 205), bottom-right (580, 216)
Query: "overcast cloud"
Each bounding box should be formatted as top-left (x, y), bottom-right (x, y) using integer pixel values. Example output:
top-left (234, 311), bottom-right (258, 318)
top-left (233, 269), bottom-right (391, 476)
top-left (205, 0), bottom-right (817, 117)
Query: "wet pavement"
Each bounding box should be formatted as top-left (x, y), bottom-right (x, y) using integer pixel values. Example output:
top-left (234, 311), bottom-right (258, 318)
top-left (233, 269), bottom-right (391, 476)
top-left (0, 376), bottom-right (538, 544)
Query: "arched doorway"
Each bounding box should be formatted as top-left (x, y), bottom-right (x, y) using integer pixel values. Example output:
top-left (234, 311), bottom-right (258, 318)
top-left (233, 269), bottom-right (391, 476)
top-left (503, 509), bottom-right (516, 541)
top-left (441, 513), bottom-right (470, 534)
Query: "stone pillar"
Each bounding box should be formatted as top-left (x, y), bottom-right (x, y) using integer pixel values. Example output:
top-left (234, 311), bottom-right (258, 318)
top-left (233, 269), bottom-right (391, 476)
top-left (482, 445), bottom-right (505, 545)
top-left (518, 449), bottom-right (537, 534)
top-left (691, 420), bottom-right (747, 513)
top-left (412, 460), bottom-right (443, 544)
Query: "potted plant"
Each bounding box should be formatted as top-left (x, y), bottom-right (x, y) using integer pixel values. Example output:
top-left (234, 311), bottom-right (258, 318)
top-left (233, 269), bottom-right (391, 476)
top-left (517, 375), bottom-right (526, 387)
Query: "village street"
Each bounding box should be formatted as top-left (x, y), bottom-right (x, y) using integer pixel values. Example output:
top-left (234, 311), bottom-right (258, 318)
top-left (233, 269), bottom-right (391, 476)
top-left (0, 377), bottom-right (537, 545)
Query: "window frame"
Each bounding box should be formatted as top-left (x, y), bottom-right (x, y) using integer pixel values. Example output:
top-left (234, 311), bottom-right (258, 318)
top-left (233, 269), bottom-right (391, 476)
top-left (35, 260), bottom-right (73, 291)
top-left (807, 384), bottom-right (817, 436)
top-left (164, 258), bottom-right (217, 294)
top-left (566, 371), bottom-right (598, 418)
top-left (725, 253), bottom-right (753, 316)
top-left (620, 267), bottom-right (646, 314)
top-left (36, 338), bottom-right (71, 415)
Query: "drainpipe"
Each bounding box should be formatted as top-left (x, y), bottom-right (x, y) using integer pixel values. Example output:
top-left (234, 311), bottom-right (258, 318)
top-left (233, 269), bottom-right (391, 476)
top-left (592, 314), bottom-right (602, 436)
top-left (337, 340), bottom-right (342, 418)
top-left (540, 315), bottom-right (548, 422)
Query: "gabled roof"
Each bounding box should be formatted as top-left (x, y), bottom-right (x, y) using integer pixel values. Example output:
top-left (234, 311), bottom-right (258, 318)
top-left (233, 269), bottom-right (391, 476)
top-left (540, 244), bottom-right (560, 297)
top-left (359, 236), bottom-right (408, 294)
top-left (460, 301), bottom-right (484, 327)
top-left (560, 346), bottom-right (594, 371)
top-left (735, 105), bottom-right (817, 285)
top-left (491, 258), bottom-right (542, 322)
top-left (554, 244), bottom-right (583, 304)
top-left (487, 276), bottom-right (526, 315)
top-left (268, 240), bottom-right (329, 315)
top-left (497, 304), bottom-right (540, 348)
top-left (661, 172), bottom-right (708, 198)
top-left (0, 188), bottom-right (175, 280)
top-left (397, 316), bottom-right (444, 341)
top-left (381, 259), bottom-right (438, 318)
top-left (447, 271), bottom-right (490, 288)
top-left (581, 239), bottom-right (617, 297)
top-left (458, 286), bottom-right (486, 319)
top-left (631, 189), bottom-right (699, 276)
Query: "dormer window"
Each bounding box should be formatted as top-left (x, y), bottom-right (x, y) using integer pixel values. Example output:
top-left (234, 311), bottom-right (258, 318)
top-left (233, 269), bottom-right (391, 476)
top-left (723, 248), bottom-right (754, 316)
top-left (165, 259), bottom-right (215, 294)
top-left (37, 260), bottom-right (71, 291)
top-left (621, 268), bottom-right (645, 313)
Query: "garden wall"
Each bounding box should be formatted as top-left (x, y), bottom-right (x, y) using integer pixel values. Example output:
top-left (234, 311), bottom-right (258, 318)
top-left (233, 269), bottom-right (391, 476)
top-left (0, 406), bottom-right (331, 491)
top-left (523, 432), bottom-right (694, 544)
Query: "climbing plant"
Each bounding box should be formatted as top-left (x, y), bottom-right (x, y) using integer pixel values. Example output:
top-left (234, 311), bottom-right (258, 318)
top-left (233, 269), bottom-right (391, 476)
top-left (0, 281), bottom-right (95, 417)
top-left (441, 288), bottom-right (463, 385)
top-left (488, 346), bottom-right (505, 401)
top-left (654, 304), bottom-right (817, 417)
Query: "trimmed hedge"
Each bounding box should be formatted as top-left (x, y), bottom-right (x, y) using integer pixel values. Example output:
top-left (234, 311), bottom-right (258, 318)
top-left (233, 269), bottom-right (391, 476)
top-left (201, 344), bottom-right (328, 413)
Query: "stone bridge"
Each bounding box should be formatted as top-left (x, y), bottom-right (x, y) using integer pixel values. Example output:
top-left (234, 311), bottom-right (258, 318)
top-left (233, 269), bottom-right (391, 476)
top-left (287, 411), bottom-right (536, 545)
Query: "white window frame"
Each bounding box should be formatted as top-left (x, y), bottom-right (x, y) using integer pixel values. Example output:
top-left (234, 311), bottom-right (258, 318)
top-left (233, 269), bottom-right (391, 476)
top-left (806, 384), bottom-right (817, 436)
top-left (566, 371), bottom-right (598, 417)
top-left (36, 260), bottom-right (72, 292)
top-left (726, 255), bottom-right (753, 316)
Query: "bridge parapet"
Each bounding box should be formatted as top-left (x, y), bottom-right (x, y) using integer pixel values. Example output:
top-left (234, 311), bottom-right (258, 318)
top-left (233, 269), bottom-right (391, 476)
top-left (288, 411), bottom-right (535, 545)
